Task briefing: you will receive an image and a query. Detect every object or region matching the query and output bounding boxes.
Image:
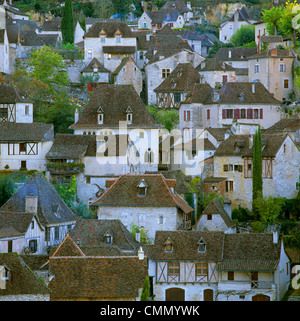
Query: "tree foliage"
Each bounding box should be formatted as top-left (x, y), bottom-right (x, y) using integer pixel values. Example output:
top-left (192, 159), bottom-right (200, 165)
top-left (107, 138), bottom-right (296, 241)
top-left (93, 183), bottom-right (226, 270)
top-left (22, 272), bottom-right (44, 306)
top-left (61, 0), bottom-right (74, 44)
top-left (230, 25), bottom-right (255, 47)
top-left (262, 5), bottom-right (284, 35)
top-left (0, 175), bottom-right (16, 207)
top-left (252, 196), bottom-right (285, 224)
top-left (140, 276), bottom-right (150, 301)
top-left (146, 105), bottom-right (179, 132)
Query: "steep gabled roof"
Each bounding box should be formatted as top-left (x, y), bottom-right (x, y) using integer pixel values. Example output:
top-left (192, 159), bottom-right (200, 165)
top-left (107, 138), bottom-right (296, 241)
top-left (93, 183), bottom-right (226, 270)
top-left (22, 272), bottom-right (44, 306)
top-left (91, 174), bottom-right (194, 214)
top-left (184, 83), bottom-right (214, 104)
top-left (0, 173), bottom-right (78, 227)
top-left (264, 119), bottom-right (300, 135)
top-left (154, 63), bottom-right (200, 93)
top-left (84, 21), bottom-right (135, 38)
top-left (70, 84), bottom-right (158, 129)
top-left (81, 57), bottom-right (110, 73)
top-left (0, 84), bottom-right (33, 103)
top-left (202, 199), bottom-right (234, 228)
top-left (214, 47), bottom-right (258, 62)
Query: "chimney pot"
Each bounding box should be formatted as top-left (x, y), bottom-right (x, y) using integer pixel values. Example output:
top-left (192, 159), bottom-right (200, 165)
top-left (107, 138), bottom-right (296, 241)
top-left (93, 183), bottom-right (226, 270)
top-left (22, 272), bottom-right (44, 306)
top-left (138, 246), bottom-right (144, 260)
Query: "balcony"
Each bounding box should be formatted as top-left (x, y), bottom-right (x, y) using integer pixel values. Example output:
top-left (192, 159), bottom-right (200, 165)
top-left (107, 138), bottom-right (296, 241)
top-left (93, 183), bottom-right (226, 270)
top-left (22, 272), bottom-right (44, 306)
top-left (219, 280), bottom-right (273, 292)
top-left (47, 162), bottom-right (85, 175)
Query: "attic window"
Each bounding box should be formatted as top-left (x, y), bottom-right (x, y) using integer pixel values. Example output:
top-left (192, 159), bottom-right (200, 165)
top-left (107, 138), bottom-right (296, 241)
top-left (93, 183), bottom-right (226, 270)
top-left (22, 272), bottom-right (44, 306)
top-left (239, 92), bottom-right (244, 101)
top-left (126, 106), bottom-right (133, 124)
top-left (104, 231), bottom-right (114, 244)
top-left (137, 179), bottom-right (148, 196)
top-left (198, 238), bottom-right (206, 253)
top-left (164, 238), bottom-right (173, 252)
top-left (97, 106), bottom-right (104, 124)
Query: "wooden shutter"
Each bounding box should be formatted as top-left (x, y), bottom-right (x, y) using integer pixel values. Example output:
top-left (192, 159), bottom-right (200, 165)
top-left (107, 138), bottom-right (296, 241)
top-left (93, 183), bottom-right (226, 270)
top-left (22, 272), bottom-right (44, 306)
top-left (184, 110), bottom-right (187, 121)
top-left (234, 109), bottom-right (240, 119)
top-left (187, 110), bottom-right (190, 121)
top-left (222, 109), bottom-right (226, 119)
top-left (260, 108), bottom-right (263, 119)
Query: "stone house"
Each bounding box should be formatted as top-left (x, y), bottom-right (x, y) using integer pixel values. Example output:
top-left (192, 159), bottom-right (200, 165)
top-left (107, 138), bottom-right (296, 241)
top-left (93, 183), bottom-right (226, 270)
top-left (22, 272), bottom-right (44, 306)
top-left (0, 212), bottom-right (44, 254)
top-left (160, 0), bottom-right (193, 24)
top-left (0, 252), bottom-right (50, 301)
top-left (154, 63), bottom-right (200, 108)
top-left (2, 1), bottom-right (29, 20)
top-left (47, 233), bottom-right (147, 301)
top-left (213, 133), bottom-right (300, 209)
top-left (197, 57), bottom-right (237, 88)
top-left (91, 174), bottom-right (194, 242)
top-left (83, 21), bottom-right (137, 73)
top-left (0, 173), bottom-right (78, 253)
top-left (196, 198), bottom-right (235, 233)
top-left (0, 29), bottom-right (9, 74)
top-left (111, 56), bottom-right (143, 96)
top-left (145, 48), bottom-right (204, 105)
top-left (145, 230), bottom-right (289, 301)
top-left (179, 82), bottom-right (282, 140)
top-left (0, 84), bottom-right (54, 171)
top-left (248, 49), bottom-right (295, 102)
top-left (70, 84), bottom-right (160, 175)
top-left (219, 7), bottom-right (256, 43)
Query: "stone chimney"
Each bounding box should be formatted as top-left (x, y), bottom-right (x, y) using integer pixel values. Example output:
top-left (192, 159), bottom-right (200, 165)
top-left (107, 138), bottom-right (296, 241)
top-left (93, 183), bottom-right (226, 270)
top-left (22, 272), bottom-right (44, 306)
top-left (273, 229), bottom-right (279, 244)
top-left (270, 49), bottom-right (277, 56)
top-left (25, 195), bottom-right (38, 214)
top-left (223, 199), bottom-right (232, 219)
top-left (228, 49), bottom-right (232, 59)
top-left (234, 11), bottom-right (239, 23)
top-left (74, 108), bottom-right (79, 123)
top-left (135, 229), bottom-right (141, 243)
top-left (138, 246), bottom-right (144, 260)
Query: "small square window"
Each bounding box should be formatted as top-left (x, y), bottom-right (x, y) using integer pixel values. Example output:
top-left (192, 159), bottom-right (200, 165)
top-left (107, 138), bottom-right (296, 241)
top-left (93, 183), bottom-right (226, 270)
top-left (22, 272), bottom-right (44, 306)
top-left (207, 214), bottom-right (212, 220)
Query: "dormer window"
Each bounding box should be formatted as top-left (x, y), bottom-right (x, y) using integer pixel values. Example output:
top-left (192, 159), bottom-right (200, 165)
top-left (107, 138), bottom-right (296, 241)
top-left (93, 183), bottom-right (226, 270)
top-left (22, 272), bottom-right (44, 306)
top-left (100, 35), bottom-right (106, 43)
top-left (93, 64), bottom-right (99, 74)
top-left (198, 238), bottom-right (206, 252)
top-left (116, 35), bottom-right (121, 43)
top-left (137, 179), bottom-right (148, 196)
top-left (126, 106), bottom-right (133, 124)
top-left (164, 237), bottom-right (173, 252)
top-left (104, 231), bottom-right (114, 244)
top-left (97, 106), bottom-right (104, 124)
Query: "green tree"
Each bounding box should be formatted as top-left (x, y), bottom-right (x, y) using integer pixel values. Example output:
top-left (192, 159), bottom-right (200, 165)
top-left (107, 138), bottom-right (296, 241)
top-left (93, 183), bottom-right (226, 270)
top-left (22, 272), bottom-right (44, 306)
top-left (28, 46), bottom-right (69, 92)
top-left (146, 105), bottom-right (179, 132)
top-left (230, 25), bottom-right (255, 47)
top-left (94, 0), bottom-right (114, 18)
top-left (0, 175), bottom-right (16, 207)
top-left (262, 5), bottom-right (284, 35)
top-left (252, 128), bottom-right (262, 218)
top-left (207, 41), bottom-right (234, 58)
top-left (253, 196), bottom-right (285, 224)
top-left (61, 0), bottom-right (74, 44)
top-left (53, 175), bottom-right (77, 208)
top-left (140, 275), bottom-right (150, 301)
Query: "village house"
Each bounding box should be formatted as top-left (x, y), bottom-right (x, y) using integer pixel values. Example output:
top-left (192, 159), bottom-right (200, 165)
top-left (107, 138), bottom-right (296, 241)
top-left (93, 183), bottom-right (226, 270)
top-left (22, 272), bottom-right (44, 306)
top-left (83, 21), bottom-right (137, 72)
top-left (145, 230), bottom-right (289, 301)
top-left (91, 174), bottom-right (194, 242)
top-left (70, 84), bottom-right (160, 174)
top-left (0, 212), bottom-right (44, 254)
top-left (0, 172), bottom-right (78, 253)
top-left (47, 233), bottom-right (147, 301)
top-left (2, 0), bottom-right (29, 20)
top-left (111, 56), bottom-right (143, 96)
top-left (0, 84), bottom-right (54, 171)
top-left (213, 132), bottom-right (300, 209)
top-left (0, 16), bottom-right (9, 74)
top-left (179, 82), bottom-right (282, 140)
top-left (0, 252), bottom-right (50, 301)
top-left (154, 63), bottom-right (200, 109)
top-left (248, 49), bottom-right (295, 102)
top-left (219, 7), bottom-right (256, 43)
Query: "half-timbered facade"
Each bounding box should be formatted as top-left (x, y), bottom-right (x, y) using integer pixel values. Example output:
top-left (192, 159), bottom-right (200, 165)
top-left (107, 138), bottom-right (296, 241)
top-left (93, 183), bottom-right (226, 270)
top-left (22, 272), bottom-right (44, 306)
top-left (146, 230), bottom-right (290, 301)
top-left (213, 133), bottom-right (300, 209)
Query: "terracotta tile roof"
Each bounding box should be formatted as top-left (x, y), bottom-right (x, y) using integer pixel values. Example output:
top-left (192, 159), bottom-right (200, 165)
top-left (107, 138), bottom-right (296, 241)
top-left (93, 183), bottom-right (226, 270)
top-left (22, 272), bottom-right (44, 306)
top-left (0, 253), bottom-right (50, 296)
top-left (201, 199), bottom-right (234, 228)
top-left (49, 255), bottom-right (147, 299)
top-left (91, 174), bottom-right (194, 214)
top-left (154, 63), bottom-right (200, 93)
top-left (84, 21), bottom-right (135, 38)
top-left (70, 84), bottom-right (158, 129)
top-left (217, 233), bottom-right (281, 271)
top-left (0, 172), bottom-right (78, 227)
top-left (146, 230), bottom-right (225, 261)
top-left (0, 122), bottom-right (54, 143)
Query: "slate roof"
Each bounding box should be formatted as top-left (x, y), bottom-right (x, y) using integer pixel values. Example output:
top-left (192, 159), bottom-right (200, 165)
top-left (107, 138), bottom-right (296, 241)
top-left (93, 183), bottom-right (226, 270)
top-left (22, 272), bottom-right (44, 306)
top-left (69, 219), bottom-right (141, 255)
top-left (0, 123), bottom-right (54, 143)
top-left (102, 46), bottom-right (136, 54)
top-left (81, 57), bottom-right (110, 73)
top-left (214, 133), bottom-right (287, 157)
top-left (154, 63), bottom-right (200, 93)
top-left (161, 0), bottom-right (191, 13)
top-left (214, 47), bottom-right (258, 62)
top-left (0, 84), bottom-right (33, 103)
top-left (145, 230), bottom-right (225, 261)
top-left (201, 199), bottom-right (234, 228)
top-left (0, 253), bottom-right (50, 296)
top-left (205, 128), bottom-right (229, 142)
top-left (0, 172), bottom-right (78, 227)
top-left (0, 212), bottom-right (43, 239)
top-left (6, 26), bottom-right (45, 46)
top-left (217, 82), bottom-right (281, 105)
top-left (48, 255), bottom-right (148, 299)
top-left (146, 10), bottom-right (181, 24)
top-left (70, 84), bottom-right (158, 129)
top-left (264, 119), bottom-right (300, 135)
top-left (248, 49), bottom-right (295, 60)
top-left (84, 21), bottom-right (135, 38)
top-left (225, 7), bottom-right (252, 23)
top-left (91, 174), bottom-right (194, 214)
top-left (217, 233), bottom-right (281, 271)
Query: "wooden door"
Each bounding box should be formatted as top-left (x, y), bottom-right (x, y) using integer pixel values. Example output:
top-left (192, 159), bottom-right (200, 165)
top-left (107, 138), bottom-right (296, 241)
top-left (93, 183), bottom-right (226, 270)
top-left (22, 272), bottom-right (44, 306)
top-left (252, 294), bottom-right (270, 301)
top-left (165, 288), bottom-right (185, 301)
top-left (204, 289), bottom-right (214, 301)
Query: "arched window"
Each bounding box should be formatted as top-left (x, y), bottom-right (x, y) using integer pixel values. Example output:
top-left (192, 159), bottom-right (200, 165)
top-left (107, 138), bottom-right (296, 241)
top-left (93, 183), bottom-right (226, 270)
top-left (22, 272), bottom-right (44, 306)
top-left (144, 148), bottom-right (154, 163)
